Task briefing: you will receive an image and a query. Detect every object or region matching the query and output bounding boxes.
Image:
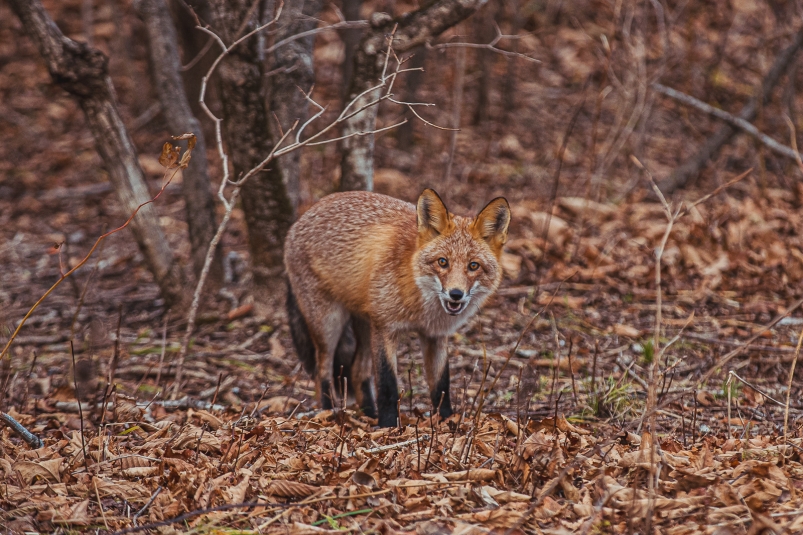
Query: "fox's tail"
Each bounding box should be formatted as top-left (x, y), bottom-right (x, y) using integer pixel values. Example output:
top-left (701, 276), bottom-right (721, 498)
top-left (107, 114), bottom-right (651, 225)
top-left (286, 281), bottom-right (355, 394)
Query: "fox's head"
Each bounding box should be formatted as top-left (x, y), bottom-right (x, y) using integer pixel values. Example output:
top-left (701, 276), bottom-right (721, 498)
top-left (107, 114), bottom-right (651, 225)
top-left (414, 189), bottom-right (511, 316)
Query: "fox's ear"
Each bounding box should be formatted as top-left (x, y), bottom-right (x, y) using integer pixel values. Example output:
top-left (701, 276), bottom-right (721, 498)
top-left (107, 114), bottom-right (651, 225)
top-left (417, 189), bottom-right (451, 240)
top-left (472, 197), bottom-right (511, 253)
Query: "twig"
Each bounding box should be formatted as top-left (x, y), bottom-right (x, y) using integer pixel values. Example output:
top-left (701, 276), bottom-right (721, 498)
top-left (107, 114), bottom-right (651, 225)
top-left (70, 341), bottom-right (89, 473)
top-left (0, 411), bottom-right (43, 449)
top-left (427, 23), bottom-right (540, 63)
top-left (359, 434), bottom-right (430, 455)
top-left (728, 371), bottom-right (786, 407)
top-left (154, 313), bottom-right (168, 393)
top-left (785, 329), bottom-right (803, 455)
top-left (264, 19), bottom-right (369, 55)
top-left (133, 485), bottom-right (162, 526)
top-left (68, 233), bottom-right (107, 340)
top-left (94, 477), bottom-right (109, 530)
top-left (54, 396), bottom-right (226, 414)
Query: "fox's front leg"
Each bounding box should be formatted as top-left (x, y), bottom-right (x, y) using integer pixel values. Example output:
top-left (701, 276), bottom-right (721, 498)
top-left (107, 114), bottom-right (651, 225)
top-left (421, 335), bottom-right (454, 419)
top-left (373, 330), bottom-right (400, 427)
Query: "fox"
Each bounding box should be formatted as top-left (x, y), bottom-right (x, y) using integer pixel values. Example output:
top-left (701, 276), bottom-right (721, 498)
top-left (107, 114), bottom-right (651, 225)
top-left (284, 188), bottom-right (511, 427)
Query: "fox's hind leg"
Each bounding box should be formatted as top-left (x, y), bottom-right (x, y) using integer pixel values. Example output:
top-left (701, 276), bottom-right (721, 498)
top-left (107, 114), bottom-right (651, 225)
top-left (312, 302), bottom-right (350, 410)
top-left (287, 282), bottom-right (316, 377)
top-left (289, 287), bottom-right (350, 410)
top-left (349, 316), bottom-right (376, 418)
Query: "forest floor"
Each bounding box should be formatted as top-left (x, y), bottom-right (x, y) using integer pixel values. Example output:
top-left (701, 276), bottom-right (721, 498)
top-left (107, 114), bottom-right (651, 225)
top-left (3, 0), bottom-right (803, 534)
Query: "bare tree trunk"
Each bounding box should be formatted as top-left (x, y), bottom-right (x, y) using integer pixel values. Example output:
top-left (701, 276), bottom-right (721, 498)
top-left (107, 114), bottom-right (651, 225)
top-left (339, 0), bottom-right (490, 192)
top-left (170, 0), bottom-right (216, 123)
top-left (207, 0), bottom-right (294, 309)
top-left (472, 4), bottom-right (496, 125)
top-left (339, 0), bottom-right (364, 101)
top-left (137, 0), bottom-right (224, 287)
top-left (502, 0), bottom-right (520, 118)
top-left (270, 0), bottom-right (322, 215)
top-left (9, 0), bottom-right (185, 307)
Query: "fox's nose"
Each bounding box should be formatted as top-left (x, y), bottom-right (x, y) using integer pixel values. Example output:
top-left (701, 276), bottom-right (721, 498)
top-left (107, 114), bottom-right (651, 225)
top-left (448, 289), bottom-right (464, 301)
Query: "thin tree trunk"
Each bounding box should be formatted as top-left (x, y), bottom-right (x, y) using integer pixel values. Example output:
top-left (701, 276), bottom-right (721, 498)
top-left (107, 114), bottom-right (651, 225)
top-left (472, 4), bottom-right (496, 125)
top-left (9, 0), bottom-right (185, 307)
top-left (339, 0), bottom-right (364, 101)
top-left (340, 0), bottom-right (490, 192)
top-left (170, 0), bottom-right (216, 123)
top-left (207, 0), bottom-right (294, 309)
top-left (502, 0), bottom-right (520, 118)
top-left (137, 0), bottom-right (223, 287)
top-left (270, 0), bottom-right (322, 215)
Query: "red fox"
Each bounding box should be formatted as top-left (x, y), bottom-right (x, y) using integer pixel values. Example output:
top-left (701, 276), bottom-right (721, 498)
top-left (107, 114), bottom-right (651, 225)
top-left (284, 189), bottom-right (510, 427)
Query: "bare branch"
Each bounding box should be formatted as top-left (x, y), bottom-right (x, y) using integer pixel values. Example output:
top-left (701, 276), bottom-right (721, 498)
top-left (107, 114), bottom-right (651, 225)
top-left (264, 19), bottom-right (369, 55)
top-left (397, 99), bottom-right (459, 131)
top-left (305, 119), bottom-right (408, 146)
top-left (653, 83), bottom-right (803, 163)
top-left (428, 23), bottom-right (540, 63)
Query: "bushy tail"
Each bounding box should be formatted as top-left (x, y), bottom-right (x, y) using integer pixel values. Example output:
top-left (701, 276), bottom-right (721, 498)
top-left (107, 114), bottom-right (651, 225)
top-left (286, 281), bottom-right (355, 395)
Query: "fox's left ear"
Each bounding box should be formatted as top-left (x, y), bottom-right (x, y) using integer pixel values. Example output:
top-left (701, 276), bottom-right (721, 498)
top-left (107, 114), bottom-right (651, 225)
top-left (472, 197), bottom-right (511, 254)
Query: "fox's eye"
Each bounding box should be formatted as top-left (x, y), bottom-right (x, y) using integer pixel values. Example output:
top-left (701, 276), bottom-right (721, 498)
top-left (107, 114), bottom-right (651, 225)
top-left (468, 261), bottom-right (480, 271)
top-left (437, 257), bottom-right (448, 268)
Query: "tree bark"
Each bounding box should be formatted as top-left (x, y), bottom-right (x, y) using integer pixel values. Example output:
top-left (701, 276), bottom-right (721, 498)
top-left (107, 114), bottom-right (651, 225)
top-left (137, 0), bottom-right (223, 287)
top-left (270, 0), bottom-right (322, 215)
top-left (170, 0), bottom-right (216, 123)
top-left (9, 0), bottom-right (185, 307)
top-left (472, 3), bottom-right (496, 125)
top-left (656, 25), bottom-right (803, 195)
top-left (502, 0), bottom-right (521, 118)
top-left (339, 0), bottom-right (490, 192)
top-left (339, 0), bottom-right (364, 101)
top-left (207, 0), bottom-right (294, 307)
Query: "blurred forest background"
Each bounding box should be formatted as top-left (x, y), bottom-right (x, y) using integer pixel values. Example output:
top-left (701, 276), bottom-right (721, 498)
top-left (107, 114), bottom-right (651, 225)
top-left (4, 0), bottom-right (803, 532)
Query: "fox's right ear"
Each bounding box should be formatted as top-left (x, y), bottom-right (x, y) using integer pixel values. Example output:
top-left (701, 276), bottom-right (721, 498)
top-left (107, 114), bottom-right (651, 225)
top-left (472, 197), bottom-right (511, 255)
top-left (417, 189), bottom-right (451, 241)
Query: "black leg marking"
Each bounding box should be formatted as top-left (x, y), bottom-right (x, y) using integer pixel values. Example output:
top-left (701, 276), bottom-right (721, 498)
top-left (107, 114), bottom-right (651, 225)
top-left (320, 379), bottom-right (334, 410)
top-left (376, 347), bottom-right (399, 427)
top-left (431, 362), bottom-right (453, 419)
top-left (360, 379), bottom-right (377, 418)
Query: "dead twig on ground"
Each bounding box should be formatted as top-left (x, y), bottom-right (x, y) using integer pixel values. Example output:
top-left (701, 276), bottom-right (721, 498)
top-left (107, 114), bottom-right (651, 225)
top-left (0, 411), bottom-right (43, 449)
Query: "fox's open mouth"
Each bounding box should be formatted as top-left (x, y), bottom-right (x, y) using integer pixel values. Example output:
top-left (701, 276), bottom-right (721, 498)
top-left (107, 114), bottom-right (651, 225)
top-left (443, 300), bottom-right (465, 315)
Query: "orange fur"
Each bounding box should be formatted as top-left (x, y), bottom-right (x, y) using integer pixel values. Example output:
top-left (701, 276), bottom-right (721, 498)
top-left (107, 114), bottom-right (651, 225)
top-left (284, 189), bottom-right (510, 426)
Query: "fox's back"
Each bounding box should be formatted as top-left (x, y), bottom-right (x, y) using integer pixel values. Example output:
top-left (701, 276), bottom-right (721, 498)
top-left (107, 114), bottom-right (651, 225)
top-left (284, 191), bottom-right (418, 313)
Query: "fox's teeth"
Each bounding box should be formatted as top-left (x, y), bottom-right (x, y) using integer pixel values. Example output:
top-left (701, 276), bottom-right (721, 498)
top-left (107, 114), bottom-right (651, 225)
top-left (446, 301), bottom-right (463, 313)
